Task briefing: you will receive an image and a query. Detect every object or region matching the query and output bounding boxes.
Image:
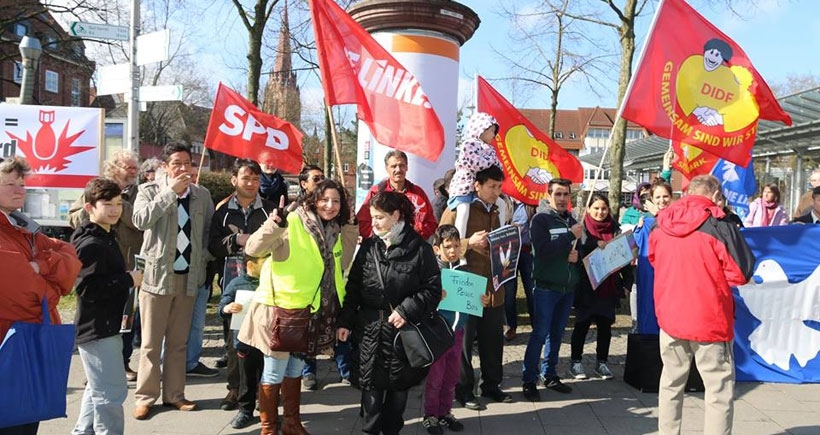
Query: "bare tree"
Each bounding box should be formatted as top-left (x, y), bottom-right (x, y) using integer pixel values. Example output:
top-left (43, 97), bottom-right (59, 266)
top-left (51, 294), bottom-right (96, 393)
top-left (494, 0), bottom-right (616, 138)
top-left (230, 0), bottom-right (281, 105)
top-left (771, 73), bottom-right (820, 98)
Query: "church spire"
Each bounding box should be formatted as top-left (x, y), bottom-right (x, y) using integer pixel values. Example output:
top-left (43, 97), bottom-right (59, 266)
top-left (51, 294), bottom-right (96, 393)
top-left (262, 0), bottom-right (301, 129)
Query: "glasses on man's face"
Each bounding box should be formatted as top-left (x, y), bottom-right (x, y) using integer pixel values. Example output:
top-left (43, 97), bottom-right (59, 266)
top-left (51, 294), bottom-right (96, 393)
top-left (311, 175), bottom-right (325, 183)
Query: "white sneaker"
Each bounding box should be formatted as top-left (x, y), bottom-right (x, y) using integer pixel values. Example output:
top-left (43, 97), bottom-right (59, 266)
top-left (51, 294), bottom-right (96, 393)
top-left (569, 362), bottom-right (587, 380)
top-left (595, 362), bottom-right (614, 380)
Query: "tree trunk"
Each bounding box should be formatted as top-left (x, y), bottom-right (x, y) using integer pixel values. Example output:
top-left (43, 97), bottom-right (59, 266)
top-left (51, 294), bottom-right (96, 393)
top-left (549, 89), bottom-right (559, 139)
top-left (246, 1), bottom-right (267, 105)
top-left (608, 0), bottom-right (638, 220)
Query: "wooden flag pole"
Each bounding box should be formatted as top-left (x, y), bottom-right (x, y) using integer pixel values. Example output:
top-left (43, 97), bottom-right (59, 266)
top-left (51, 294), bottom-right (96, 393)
top-left (325, 105), bottom-right (347, 189)
top-left (195, 147), bottom-right (208, 185)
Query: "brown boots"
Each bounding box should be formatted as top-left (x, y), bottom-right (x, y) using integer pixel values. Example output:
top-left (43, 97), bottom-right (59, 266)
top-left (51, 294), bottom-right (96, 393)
top-left (259, 383), bottom-right (280, 435)
top-left (281, 376), bottom-right (310, 435)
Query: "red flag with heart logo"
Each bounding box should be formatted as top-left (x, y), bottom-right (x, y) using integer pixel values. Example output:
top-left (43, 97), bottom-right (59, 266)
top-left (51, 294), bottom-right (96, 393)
top-left (203, 83), bottom-right (304, 174)
top-left (309, 0), bottom-right (445, 162)
top-left (671, 140), bottom-right (721, 179)
top-left (476, 76), bottom-right (583, 206)
top-left (621, 0), bottom-right (791, 167)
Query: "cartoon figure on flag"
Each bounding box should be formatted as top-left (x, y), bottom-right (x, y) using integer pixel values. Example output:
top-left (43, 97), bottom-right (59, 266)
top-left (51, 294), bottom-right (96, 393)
top-left (621, 0), bottom-right (791, 167)
top-left (677, 39), bottom-right (759, 132)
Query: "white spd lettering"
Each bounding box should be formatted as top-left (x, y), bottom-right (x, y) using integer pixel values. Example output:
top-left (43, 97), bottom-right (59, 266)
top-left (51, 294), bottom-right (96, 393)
top-left (218, 104), bottom-right (289, 150)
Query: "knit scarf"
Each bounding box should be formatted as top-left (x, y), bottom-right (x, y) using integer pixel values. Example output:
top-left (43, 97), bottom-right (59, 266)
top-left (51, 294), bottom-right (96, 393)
top-left (761, 199), bottom-right (778, 227)
top-left (584, 213), bottom-right (617, 298)
top-left (296, 206), bottom-right (341, 357)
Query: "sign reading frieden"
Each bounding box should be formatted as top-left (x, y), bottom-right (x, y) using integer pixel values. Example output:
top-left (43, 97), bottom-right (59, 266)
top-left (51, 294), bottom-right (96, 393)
top-left (439, 269), bottom-right (485, 317)
top-left (0, 104), bottom-right (101, 188)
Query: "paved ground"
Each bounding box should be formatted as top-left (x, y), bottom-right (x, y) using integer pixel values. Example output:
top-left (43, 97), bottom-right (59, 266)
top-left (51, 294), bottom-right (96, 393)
top-left (40, 309), bottom-right (820, 435)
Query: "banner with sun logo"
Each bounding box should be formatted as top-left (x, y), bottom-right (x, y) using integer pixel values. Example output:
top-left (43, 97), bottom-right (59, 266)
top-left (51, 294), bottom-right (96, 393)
top-left (476, 76), bottom-right (583, 206)
top-left (620, 0), bottom-right (790, 167)
top-left (0, 104), bottom-right (101, 188)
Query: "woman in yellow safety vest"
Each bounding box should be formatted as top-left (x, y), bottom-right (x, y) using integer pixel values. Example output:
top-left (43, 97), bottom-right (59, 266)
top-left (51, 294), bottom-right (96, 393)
top-left (242, 179), bottom-right (357, 435)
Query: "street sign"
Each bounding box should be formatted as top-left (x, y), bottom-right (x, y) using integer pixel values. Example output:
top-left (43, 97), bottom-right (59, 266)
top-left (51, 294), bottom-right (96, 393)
top-left (97, 63), bottom-right (130, 96)
top-left (137, 29), bottom-right (170, 66)
top-left (69, 21), bottom-right (129, 41)
top-left (140, 85), bottom-right (183, 102)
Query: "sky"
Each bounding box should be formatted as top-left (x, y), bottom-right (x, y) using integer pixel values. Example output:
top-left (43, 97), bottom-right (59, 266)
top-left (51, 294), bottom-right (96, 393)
top-left (76, 0), bottom-right (820, 120)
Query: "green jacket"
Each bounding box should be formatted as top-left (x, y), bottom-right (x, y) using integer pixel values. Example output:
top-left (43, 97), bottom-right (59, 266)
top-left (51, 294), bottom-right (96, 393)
top-left (530, 206), bottom-right (580, 293)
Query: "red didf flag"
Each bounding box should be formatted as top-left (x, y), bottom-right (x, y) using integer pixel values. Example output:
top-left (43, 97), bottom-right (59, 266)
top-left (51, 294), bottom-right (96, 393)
top-left (671, 140), bottom-right (720, 179)
top-left (621, 0), bottom-right (791, 167)
top-left (476, 76), bottom-right (583, 206)
top-left (203, 83), bottom-right (304, 174)
top-left (309, 0), bottom-right (445, 162)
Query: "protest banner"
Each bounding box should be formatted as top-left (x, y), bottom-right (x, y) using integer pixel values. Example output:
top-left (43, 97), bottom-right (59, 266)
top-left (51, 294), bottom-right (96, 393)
top-left (0, 104), bottom-right (101, 188)
top-left (487, 225), bottom-right (521, 291)
top-left (439, 268), bottom-right (486, 317)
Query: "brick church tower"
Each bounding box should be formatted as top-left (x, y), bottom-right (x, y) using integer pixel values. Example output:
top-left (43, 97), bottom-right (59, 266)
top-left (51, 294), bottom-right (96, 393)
top-left (262, 2), bottom-right (301, 130)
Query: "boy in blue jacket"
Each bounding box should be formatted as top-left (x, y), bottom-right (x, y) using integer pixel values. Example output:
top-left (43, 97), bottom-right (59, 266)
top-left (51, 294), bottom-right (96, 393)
top-left (218, 254), bottom-right (265, 429)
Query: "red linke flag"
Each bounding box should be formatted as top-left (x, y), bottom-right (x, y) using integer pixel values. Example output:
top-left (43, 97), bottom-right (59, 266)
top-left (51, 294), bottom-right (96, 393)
top-left (309, 0), bottom-right (445, 162)
top-left (621, 0), bottom-right (791, 167)
top-left (476, 76), bottom-right (583, 206)
top-left (203, 83), bottom-right (304, 174)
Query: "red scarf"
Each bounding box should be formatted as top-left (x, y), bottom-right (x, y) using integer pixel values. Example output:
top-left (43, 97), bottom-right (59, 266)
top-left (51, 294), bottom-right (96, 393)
top-left (584, 213), bottom-right (617, 298)
top-left (761, 199), bottom-right (777, 227)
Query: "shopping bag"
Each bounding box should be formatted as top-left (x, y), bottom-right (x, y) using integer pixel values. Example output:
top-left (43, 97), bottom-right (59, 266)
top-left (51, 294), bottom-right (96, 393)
top-left (0, 300), bottom-right (75, 428)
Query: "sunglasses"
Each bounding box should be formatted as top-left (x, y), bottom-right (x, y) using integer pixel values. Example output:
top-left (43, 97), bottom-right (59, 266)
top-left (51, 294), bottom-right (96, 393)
top-left (311, 175), bottom-right (325, 182)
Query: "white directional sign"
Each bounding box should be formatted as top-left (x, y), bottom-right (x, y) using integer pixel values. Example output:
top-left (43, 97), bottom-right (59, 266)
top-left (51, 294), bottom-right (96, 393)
top-left (140, 85), bottom-right (183, 102)
top-left (136, 29), bottom-right (171, 66)
top-left (97, 63), bottom-right (130, 96)
top-left (69, 21), bottom-right (129, 41)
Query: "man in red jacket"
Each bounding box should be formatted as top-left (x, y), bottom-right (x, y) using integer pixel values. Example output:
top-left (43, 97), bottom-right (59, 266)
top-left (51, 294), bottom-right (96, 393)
top-left (649, 174), bottom-right (754, 435)
top-left (357, 150), bottom-right (437, 240)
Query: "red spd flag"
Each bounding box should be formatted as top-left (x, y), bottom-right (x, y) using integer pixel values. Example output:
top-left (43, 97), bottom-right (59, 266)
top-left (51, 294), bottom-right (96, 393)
top-left (309, 0), bottom-right (445, 162)
top-left (477, 76), bottom-right (583, 206)
top-left (203, 83), bottom-right (304, 174)
top-left (671, 140), bottom-right (720, 179)
top-left (621, 0), bottom-right (791, 167)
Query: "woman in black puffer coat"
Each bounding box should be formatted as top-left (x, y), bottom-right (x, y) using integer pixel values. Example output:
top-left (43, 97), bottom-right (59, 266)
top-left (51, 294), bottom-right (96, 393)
top-left (337, 191), bottom-right (442, 435)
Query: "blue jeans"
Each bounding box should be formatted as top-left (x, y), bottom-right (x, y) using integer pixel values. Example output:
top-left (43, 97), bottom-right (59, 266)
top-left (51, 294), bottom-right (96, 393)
top-left (186, 284), bottom-right (210, 371)
top-left (504, 250), bottom-right (535, 329)
top-left (302, 341), bottom-right (352, 379)
top-left (261, 354), bottom-right (305, 385)
top-left (522, 287), bottom-right (574, 383)
top-left (73, 335), bottom-right (128, 435)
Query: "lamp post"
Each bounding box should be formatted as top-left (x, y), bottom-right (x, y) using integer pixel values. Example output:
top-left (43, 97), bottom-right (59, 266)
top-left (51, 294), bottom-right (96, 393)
top-left (18, 36), bottom-right (42, 105)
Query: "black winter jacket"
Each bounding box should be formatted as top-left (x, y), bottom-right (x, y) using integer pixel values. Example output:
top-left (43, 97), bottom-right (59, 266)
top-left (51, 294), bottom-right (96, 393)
top-left (338, 226), bottom-right (442, 391)
top-left (71, 221), bottom-right (133, 345)
top-left (208, 195), bottom-right (275, 275)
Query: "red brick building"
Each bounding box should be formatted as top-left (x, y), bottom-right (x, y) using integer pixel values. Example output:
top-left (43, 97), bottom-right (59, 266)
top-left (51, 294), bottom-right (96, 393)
top-left (1, 1), bottom-right (95, 106)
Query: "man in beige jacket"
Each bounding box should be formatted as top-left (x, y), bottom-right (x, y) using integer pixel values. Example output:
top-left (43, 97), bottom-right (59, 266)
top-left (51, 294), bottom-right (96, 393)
top-left (131, 143), bottom-right (214, 420)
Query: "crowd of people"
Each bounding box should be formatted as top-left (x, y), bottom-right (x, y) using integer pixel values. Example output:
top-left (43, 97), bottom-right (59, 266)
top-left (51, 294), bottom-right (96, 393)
top-left (2, 110), bottom-right (820, 435)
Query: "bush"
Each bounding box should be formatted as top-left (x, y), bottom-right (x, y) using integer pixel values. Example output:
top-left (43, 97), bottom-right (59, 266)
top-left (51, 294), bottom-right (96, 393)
top-left (198, 170), bottom-right (233, 204)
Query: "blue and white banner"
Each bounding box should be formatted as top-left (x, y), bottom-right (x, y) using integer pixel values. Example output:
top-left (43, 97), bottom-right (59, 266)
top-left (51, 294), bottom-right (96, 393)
top-left (711, 156), bottom-right (756, 221)
top-left (734, 225), bottom-right (820, 383)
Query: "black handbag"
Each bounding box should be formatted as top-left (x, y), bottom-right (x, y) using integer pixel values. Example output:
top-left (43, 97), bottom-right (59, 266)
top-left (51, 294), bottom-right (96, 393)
top-left (373, 248), bottom-right (454, 368)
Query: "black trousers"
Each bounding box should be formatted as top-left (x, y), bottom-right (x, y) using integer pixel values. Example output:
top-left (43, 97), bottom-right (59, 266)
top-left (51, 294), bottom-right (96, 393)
top-left (0, 423), bottom-right (38, 435)
top-left (570, 315), bottom-right (613, 363)
top-left (237, 343), bottom-right (264, 413)
top-left (361, 389), bottom-right (408, 435)
top-left (456, 305), bottom-right (504, 398)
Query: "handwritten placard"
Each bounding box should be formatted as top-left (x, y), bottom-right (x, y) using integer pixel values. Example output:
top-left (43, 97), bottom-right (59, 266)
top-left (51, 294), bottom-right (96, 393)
top-left (439, 269), bottom-right (486, 317)
top-left (582, 230), bottom-right (638, 290)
